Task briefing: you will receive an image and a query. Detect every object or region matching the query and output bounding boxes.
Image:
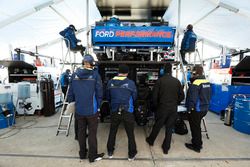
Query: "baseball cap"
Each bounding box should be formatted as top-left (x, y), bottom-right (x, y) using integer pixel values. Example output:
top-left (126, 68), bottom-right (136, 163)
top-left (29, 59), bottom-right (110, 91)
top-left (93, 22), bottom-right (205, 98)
top-left (69, 24), bottom-right (77, 31)
top-left (83, 54), bottom-right (94, 65)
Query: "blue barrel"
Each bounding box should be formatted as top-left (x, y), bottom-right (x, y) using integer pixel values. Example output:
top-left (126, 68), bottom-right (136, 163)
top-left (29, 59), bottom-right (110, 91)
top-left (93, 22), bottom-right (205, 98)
top-left (233, 96), bottom-right (250, 135)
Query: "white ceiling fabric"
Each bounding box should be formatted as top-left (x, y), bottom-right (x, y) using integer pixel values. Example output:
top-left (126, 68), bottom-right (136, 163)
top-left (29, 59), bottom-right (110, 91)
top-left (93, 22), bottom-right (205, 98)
top-left (0, 0), bottom-right (101, 60)
top-left (163, 0), bottom-right (250, 49)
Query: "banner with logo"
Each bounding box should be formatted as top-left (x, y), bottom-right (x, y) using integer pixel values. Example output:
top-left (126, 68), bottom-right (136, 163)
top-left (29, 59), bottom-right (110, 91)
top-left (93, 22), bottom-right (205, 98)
top-left (92, 26), bottom-right (176, 47)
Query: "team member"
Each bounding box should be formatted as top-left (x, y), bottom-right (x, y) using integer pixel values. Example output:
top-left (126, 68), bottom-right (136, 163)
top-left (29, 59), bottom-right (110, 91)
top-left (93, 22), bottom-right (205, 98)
top-left (106, 64), bottom-right (137, 161)
top-left (60, 69), bottom-right (70, 99)
top-left (68, 54), bottom-right (104, 163)
top-left (59, 24), bottom-right (85, 56)
top-left (180, 24), bottom-right (197, 65)
top-left (185, 65), bottom-right (211, 153)
top-left (146, 63), bottom-right (184, 154)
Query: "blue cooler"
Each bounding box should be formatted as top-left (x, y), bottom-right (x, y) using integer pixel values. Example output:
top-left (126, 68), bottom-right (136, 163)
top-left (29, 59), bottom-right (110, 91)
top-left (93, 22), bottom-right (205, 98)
top-left (209, 84), bottom-right (231, 114)
top-left (233, 96), bottom-right (250, 135)
top-left (0, 93), bottom-right (15, 129)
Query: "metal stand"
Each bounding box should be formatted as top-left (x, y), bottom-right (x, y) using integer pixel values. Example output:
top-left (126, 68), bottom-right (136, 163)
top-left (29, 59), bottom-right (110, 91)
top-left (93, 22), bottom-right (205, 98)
top-left (201, 117), bottom-right (209, 139)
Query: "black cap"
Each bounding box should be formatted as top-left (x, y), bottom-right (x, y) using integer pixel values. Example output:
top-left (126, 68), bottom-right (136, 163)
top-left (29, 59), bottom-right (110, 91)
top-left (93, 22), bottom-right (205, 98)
top-left (69, 24), bottom-right (77, 31)
top-left (118, 64), bottom-right (129, 74)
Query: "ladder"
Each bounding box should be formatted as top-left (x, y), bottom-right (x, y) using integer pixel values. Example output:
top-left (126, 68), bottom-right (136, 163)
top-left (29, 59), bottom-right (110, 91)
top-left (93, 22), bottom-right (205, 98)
top-left (56, 87), bottom-right (73, 136)
top-left (56, 38), bottom-right (78, 136)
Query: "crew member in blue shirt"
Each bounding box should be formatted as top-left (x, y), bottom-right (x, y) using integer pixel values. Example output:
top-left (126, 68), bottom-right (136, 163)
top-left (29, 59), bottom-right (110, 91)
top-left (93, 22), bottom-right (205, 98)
top-left (185, 65), bottom-right (211, 153)
top-left (106, 64), bottom-right (138, 161)
top-left (68, 54), bottom-right (104, 163)
top-left (180, 24), bottom-right (197, 65)
top-left (60, 69), bottom-right (70, 99)
top-left (59, 24), bottom-right (85, 56)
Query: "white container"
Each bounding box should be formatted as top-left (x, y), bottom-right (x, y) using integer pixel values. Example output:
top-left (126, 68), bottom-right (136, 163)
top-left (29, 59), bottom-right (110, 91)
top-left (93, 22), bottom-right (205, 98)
top-left (17, 82), bottom-right (31, 99)
top-left (0, 93), bottom-right (12, 104)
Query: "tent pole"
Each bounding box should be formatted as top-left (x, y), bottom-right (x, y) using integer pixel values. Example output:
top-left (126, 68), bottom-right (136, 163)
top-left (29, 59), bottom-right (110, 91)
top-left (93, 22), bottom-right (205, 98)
top-left (49, 6), bottom-right (70, 24)
top-left (176, 0), bottom-right (181, 62)
top-left (0, 0), bottom-right (63, 29)
top-left (193, 6), bottom-right (219, 26)
top-left (37, 26), bottom-right (90, 50)
top-left (86, 0), bottom-right (90, 54)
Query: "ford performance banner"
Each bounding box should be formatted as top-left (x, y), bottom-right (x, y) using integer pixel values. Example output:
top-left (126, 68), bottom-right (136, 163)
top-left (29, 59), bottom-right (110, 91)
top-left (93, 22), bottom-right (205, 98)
top-left (92, 26), bottom-right (176, 47)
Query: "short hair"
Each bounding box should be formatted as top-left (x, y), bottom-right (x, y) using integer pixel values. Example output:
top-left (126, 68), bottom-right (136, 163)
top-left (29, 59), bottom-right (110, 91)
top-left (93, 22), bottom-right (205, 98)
top-left (164, 63), bottom-right (172, 74)
top-left (118, 64), bottom-right (129, 74)
top-left (193, 65), bottom-right (203, 76)
top-left (187, 24), bottom-right (193, 30)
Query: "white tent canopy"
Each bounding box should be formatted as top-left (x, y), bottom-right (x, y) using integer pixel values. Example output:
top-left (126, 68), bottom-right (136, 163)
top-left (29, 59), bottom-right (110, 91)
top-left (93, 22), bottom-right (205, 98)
top-left (0, 0), bottom-right (101, 60)
top-left (1, 0), bottom-right (250, 61)
top-left (164, 0), bottom-right (250, 50)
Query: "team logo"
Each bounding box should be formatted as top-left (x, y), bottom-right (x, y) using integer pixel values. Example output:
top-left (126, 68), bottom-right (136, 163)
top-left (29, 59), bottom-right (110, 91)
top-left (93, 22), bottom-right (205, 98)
top-left (95, 31), bottom-right (114, 37)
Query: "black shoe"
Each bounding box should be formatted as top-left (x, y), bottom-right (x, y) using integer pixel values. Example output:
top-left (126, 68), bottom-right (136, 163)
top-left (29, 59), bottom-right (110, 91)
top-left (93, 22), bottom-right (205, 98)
top-left (79, 151), bottom-right (87, 160)
top-left (185, 143), bottom-right (200, 153)
top-left (108, 151), bottom-right (113, 159)
top-left (182, 60), bottom-right (188, 65)
top-left (89, 153), bottom-right (105, 163)
top-left (128, 152), bottom-right (137, 161)
top-left (146, 137), bottom-right (153, 146)
top-left (75, 136), bottom-right (78, 140)
top-left (161, 146), bottom-right (168, 154)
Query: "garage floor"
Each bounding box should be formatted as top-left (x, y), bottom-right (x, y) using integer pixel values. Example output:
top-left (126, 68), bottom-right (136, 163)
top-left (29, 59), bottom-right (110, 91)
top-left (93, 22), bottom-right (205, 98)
top-left (0, 111), bottom-right (250, 167)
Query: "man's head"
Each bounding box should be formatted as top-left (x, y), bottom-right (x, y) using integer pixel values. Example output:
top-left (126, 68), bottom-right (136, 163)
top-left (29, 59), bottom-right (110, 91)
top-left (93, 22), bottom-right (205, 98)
top-left (192, 65), bottom-right (203, 76)
top-left (82, 54), bottom-right (94, 68)
top-left (186, 24), bottom-right (193, 31)
top-left (66, 69), bottom-right (70, 74)
top-left (69, 24), bottom-right (77, 31)
top-left (111, 15), bottom-right (118, 19)
top-left (118, 64), bottom-right (129, 76)
top-left (164, 63), bottom-right (172, 74)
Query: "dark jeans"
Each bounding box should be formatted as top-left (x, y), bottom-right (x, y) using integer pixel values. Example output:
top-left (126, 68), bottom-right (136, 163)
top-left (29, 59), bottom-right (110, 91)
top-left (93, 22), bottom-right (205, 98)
top-left (74, 115), bottom-right (78, 139)
top-left (61, 86), bottom-right (68, 99)
top-left (107, 111), bottom-right (137, 157)
top-left (76, 113), bottom-right (98, 160)
top-left (180, 50), bottom-right (188, 64)
top-left (71, 45), bottom-right (85, 56)
top-left (147, 107), bottom-right (177, 152)
top-left (188, 110), bottom-right (207, 149)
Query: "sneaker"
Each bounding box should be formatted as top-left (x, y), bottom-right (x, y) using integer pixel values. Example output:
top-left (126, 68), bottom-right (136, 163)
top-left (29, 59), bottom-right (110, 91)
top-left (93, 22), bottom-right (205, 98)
top-left (108, 151), bottom-right (113, 159)
top-left (89, 153), bottom-right (105, 163)
top-left (128, 153), bottom-right (137, 161)
top-left (185, 143), bottom-right (200, 153)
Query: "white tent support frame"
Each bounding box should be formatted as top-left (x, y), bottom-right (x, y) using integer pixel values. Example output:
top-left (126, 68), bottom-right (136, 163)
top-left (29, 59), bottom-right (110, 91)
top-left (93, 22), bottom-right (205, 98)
top-left (49, 6), bottom-right (70, 24)
top-left (174, 0), bottom-right (247, 54)
top-left (37, 26), bottom-right (91, 50)
top-left (0, 0), bottom-right (64, 29)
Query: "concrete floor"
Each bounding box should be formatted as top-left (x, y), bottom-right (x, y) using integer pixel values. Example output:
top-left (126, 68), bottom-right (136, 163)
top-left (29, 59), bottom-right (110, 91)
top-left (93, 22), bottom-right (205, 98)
top-left (0, 111), bottom-right (250, 167)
